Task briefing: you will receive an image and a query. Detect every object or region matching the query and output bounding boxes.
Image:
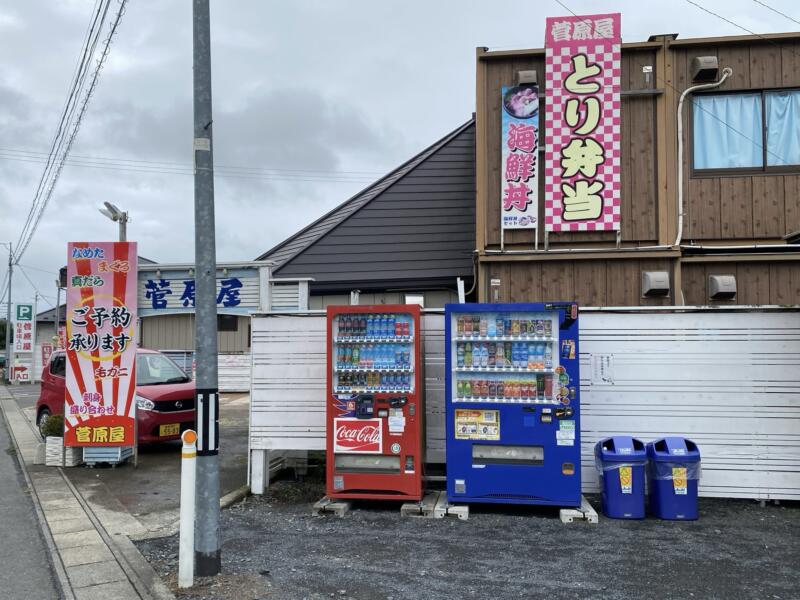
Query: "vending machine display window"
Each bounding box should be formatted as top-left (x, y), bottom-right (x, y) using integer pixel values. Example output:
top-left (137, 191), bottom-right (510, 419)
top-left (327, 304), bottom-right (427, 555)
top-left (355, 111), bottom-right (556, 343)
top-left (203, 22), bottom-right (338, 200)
top-left (326, 305), bottom-right (423, 501)
top-left (445, 302), bottom-right (581, 508)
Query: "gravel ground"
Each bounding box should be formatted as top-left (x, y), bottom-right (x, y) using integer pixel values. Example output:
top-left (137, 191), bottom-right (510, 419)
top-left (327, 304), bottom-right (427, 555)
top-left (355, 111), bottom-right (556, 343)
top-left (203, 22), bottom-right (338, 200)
top-left (137, 467), bottom-right (800, 600)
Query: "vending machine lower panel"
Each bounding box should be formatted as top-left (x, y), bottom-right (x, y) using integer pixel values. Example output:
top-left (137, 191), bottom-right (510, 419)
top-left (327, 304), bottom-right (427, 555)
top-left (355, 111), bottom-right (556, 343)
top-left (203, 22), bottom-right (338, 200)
top-left (445, 303), bottom-right (581, 507)
top-left (326, 305), bottom-right (423, 501)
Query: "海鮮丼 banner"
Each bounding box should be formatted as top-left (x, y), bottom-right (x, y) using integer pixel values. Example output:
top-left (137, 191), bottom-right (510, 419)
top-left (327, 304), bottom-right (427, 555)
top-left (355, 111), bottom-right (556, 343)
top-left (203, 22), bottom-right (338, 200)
top-left (544, 13), bottom-right (621, 232)
top-left (64, 242), bottom-right (138, 447)
top-left (501, 84), bottom-right (540, 230)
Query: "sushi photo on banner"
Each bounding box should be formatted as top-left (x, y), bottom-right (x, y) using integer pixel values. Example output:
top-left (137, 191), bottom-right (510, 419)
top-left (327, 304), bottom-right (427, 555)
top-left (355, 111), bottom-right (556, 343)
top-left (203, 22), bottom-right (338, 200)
top-left (64, 242), bottom-right (138, 447)
top-left (501, 84), bottom-right (539, 230)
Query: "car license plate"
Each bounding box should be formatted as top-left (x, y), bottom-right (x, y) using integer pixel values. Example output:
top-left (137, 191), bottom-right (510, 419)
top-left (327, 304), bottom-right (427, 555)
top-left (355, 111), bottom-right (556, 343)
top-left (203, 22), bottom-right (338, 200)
top-left (159, 423), bottom-right (180, 437)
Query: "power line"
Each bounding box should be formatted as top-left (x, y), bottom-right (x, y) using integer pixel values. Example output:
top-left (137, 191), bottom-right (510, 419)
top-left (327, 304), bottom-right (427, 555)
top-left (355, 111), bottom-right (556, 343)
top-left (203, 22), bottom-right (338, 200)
top-left (13, 0), bottom-right (127, 265)
top-left (0, 152), bottom-right (377, 183)
top-left (751, 0), bottom-right (800, 28)
top-left (17, 266), bottom-right (54, 308)
top-left (550, 0), bottom-right (791, 165)
top-left (17, 263), bottom-right (58, 276)
top-left (684, 0), bottom-right (800, 59)
top-left (0, 146), bottom-right (385, 176)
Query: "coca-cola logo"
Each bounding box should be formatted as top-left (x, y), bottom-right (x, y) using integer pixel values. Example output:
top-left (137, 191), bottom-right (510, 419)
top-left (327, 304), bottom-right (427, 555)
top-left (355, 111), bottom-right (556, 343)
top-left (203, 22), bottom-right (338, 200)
top-left (333, 418), bottom-right (382, 453)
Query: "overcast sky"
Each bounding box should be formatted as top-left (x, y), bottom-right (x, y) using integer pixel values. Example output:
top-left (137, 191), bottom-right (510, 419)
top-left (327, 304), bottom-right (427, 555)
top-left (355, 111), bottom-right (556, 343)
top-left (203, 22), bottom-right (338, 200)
top-left (0, 0), bottom-right (796, 309)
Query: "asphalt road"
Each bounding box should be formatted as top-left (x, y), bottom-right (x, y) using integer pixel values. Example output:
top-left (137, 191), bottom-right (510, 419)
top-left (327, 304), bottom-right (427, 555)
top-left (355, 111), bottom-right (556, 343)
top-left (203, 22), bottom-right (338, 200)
top-left (0, 406), bottom-right (60, 599)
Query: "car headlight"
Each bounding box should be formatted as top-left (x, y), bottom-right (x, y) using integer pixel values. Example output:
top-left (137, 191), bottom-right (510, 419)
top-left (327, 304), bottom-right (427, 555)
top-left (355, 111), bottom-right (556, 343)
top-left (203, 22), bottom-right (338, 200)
top-left (135, 395), bottom-right (155, 411)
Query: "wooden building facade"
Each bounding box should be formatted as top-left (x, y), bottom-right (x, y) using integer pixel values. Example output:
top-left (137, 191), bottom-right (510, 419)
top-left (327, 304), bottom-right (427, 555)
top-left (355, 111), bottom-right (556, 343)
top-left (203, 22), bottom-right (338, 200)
top-left (475, 32), bottom-right (800, 306)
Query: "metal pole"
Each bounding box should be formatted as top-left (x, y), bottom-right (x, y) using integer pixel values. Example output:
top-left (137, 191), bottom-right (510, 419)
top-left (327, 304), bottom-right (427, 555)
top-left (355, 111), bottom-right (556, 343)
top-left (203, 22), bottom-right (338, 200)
top-left (179, 430), bottom-right (197, 588)
top-left (192, 0), bottom-right (221, 577)
top-left (5, 243), bottom-right (12, 384)
top-left (54, 281), bottom-right (61, 346)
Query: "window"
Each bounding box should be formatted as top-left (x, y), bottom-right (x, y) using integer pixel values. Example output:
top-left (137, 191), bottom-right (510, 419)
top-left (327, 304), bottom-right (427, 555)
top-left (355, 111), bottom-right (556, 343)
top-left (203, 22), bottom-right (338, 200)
top-left (217, 314), bottom-right (238, 332)
top-left (49, 353), bottom-right (66, 378)
top-left (692, 89), bottom-right (800, 174)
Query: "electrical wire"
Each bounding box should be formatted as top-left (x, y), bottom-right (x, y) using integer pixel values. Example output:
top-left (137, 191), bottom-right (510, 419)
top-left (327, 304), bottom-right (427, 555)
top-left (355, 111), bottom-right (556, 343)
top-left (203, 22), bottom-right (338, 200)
top-left (550, 0), bottom-right (792, 165)
top-left (13, 0), bottom-right (126, 265)
top-left (751, 0), bottom-right (800, 27)
top-left (0, 152), bottom-right (377, 183)
top-left (0, 146), bottom-right (385, 177)
top-left (684, 0), bottom-right (800, 58)
top-left (17, 266), bottom-right (54, 308)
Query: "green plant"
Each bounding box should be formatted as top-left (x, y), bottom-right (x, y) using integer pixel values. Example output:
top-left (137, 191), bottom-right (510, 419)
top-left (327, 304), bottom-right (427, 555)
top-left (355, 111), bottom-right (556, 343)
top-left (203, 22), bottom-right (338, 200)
top-left (41, 414), bottom-right (65, 438)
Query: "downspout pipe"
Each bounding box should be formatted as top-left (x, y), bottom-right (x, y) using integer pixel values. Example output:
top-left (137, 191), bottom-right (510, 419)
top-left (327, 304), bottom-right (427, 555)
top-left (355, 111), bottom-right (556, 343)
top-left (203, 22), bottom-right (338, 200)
top-left (675, 67), bottom-right (733, 248)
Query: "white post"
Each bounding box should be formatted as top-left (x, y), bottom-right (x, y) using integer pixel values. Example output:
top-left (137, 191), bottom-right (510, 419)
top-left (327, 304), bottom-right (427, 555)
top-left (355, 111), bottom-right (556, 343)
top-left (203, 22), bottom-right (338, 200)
top-left (179, 429), bottom-right (197, 588)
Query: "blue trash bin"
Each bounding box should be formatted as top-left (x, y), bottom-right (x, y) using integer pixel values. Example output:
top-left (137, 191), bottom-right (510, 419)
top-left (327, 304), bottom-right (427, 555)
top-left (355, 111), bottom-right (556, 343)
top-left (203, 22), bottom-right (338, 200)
top-left (595, 436), bottom-right (647, 519)
top-left (646, 437), bottom-right (701, 520)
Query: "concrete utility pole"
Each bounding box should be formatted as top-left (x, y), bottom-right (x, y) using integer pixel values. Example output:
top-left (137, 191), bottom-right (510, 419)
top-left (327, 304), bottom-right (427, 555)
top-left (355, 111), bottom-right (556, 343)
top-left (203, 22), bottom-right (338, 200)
top-left (4, 243), bottom-right (12, 384)
top-left (192, 0), bottom-right (221, 576)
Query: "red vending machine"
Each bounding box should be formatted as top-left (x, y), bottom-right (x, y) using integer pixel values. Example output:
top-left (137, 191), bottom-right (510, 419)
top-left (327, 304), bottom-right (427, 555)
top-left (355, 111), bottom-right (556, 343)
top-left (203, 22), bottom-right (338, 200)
top-left (326, 304), bottom-right (423, 501)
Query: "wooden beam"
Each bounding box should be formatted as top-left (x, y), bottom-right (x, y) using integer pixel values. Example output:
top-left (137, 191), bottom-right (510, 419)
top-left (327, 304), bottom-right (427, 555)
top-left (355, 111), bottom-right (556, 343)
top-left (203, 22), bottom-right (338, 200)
top-left (681, 253), bottom-right (800, 263)
top-left (479, 250), bottom-right (680, 262)
top-left (655, 36), bottom-right (678, 246)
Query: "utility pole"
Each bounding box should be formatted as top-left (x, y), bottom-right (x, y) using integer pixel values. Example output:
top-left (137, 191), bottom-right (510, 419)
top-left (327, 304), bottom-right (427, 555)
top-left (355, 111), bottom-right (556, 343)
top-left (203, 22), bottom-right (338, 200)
top-left (192, 0), bottom-right (221, 576)
top-left (54, 280), bottom-right (61, 346)
top-left (4, 243), bottom-right (12, 384)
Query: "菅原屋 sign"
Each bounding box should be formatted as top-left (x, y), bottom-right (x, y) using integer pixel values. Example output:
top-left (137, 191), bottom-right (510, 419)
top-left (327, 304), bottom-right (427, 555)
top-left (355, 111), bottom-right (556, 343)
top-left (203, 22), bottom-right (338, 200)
top-left (64, 242), bottom-right (138, 447)
top-left (544, 13), bottom-right (621, 232)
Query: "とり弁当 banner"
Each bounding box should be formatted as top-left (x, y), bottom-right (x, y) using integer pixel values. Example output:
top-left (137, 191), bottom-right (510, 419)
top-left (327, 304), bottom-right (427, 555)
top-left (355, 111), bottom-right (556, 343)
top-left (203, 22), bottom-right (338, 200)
top-left (64, 242), bottom-right (138, 447)
top-left (544, 13), bottom-right (621, 232)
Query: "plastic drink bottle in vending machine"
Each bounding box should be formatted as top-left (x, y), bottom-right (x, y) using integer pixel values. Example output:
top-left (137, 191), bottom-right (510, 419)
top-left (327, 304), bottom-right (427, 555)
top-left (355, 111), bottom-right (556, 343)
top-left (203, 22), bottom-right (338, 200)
top-left (488, 318), bottom-right (496, 337)
top-left (496, 318), bottom-right (505, 337)
top-left (457, 344), bottom-right (465, 367)
top-left (457, 316), bottom-right (464, 336)
top-left (464, 316), bottom-right (473, 336)
top-left (479, 317), bottom-right (488, 337)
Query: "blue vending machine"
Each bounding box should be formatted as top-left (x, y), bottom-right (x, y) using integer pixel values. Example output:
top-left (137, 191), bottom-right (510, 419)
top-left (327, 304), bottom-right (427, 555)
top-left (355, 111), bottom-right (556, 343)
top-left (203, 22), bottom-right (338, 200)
top-left (445, 302), bottom-right (581, 507)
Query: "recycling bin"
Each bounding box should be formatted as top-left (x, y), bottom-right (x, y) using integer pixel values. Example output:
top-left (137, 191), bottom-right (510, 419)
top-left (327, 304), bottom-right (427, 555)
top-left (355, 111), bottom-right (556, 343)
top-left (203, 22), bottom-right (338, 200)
top-left (646, 437), bottom-right (701, 520)
top-left (595, 436), bottom-right (647, 519)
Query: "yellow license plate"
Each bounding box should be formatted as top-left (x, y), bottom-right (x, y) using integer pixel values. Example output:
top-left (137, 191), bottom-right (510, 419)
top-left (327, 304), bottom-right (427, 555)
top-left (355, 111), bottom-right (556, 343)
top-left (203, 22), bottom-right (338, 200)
top-left (159, 423), bottom-right (180, 437)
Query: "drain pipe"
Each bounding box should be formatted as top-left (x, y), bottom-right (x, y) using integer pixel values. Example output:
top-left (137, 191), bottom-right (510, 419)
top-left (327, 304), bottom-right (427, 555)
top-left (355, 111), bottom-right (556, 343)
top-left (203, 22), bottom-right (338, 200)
top-left (675, 67), bottom-right (733, 248)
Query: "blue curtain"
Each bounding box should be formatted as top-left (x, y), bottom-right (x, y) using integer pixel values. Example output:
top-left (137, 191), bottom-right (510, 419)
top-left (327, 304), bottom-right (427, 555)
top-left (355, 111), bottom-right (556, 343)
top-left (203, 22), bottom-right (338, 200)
top-left (766, 90), bottom-right (800, 166)
top-left (693, 93), bottom-right (763, 169)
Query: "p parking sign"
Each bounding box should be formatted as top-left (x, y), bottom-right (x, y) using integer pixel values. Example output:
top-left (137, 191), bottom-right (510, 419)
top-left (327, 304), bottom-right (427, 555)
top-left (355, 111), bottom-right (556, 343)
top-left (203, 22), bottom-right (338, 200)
top-left (13, 303), bottom-right (35, 354)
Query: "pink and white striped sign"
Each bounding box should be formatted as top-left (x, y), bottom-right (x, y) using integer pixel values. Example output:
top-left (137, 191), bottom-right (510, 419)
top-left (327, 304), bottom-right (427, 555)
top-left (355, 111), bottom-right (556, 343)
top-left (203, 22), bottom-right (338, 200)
top-left (64, 242), bottom-right (137, 447)
top-left (544, 13), bottom-right (621, 232)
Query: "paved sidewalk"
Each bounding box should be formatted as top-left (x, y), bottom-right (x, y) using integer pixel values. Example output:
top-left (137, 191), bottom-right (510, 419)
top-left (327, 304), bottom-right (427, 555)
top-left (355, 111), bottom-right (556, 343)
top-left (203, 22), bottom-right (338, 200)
top-left (0, 385), bottom-right (173, 600)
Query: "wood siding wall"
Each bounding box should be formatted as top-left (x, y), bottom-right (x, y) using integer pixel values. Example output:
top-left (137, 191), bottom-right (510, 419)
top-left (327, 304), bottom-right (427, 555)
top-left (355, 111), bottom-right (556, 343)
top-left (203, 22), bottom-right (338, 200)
top-left (682, 260), bottom-right (800, 305)
top-left (480, 48), bottom-right (660, 248)
top-left (141, 314), bottom-right (250, 353)
top-left (484, 258), bottom-right (674, 306)
top-left (674, 42), bottom-right (800, 241)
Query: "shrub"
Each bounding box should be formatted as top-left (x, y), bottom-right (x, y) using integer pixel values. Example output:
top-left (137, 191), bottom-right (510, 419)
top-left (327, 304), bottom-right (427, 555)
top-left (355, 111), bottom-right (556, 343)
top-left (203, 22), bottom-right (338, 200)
top-left (41, 414), bottom-right (65, 438)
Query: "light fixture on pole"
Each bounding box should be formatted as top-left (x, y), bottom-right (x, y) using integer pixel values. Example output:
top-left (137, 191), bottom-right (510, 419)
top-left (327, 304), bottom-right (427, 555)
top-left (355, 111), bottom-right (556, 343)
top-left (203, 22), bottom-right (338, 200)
top-left (98, 202), bottom-right (129, 242)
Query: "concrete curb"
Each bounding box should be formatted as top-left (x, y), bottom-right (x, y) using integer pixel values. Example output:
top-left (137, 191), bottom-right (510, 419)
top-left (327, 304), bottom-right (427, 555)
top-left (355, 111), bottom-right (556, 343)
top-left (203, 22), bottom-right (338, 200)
top-left (220, 484), bottom-right (250, 509)
top-left (1, 385), bottom-right (175, 600)
top-left (0, 386), bottom-right (75, 600)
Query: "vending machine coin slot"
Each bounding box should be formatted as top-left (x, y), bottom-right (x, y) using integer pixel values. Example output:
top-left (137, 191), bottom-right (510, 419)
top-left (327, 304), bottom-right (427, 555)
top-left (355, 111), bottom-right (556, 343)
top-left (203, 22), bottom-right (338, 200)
top-left (355, 395), bottom-right (375, 419)
top-left (541, 407), bottom-right (553, 424)
top-left (555, 407), bottom-right (574, 419)
top-left (389, 396), bottom-right (408, 408)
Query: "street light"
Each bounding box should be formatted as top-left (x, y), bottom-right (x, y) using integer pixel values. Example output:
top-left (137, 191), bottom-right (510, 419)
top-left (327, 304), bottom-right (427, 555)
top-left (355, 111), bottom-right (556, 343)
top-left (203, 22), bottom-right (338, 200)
top-left (98, 202), bottom-right (129, 242)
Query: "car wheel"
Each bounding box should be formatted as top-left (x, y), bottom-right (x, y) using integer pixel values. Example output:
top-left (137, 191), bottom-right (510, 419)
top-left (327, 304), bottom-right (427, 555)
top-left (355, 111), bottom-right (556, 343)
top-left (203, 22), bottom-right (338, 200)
top-left (37, 408), bottom-right (51, 438)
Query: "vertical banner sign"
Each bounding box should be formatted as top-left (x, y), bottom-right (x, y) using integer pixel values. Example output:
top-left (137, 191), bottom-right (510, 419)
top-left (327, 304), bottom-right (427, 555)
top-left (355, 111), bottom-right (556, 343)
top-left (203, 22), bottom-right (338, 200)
top-left (544, 13), bottom-right (621, 232)
top-left (64, 242), bottom-right (138, 447)
top-left (13, 303), bottom-right (34, 353)
top-left (501, 84), bottom-right (539, 229)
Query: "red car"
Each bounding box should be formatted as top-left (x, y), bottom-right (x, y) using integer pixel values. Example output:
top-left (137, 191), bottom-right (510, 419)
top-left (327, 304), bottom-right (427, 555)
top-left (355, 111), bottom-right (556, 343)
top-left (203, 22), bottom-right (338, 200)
top-left (37, 348), bottom-right (196, 443)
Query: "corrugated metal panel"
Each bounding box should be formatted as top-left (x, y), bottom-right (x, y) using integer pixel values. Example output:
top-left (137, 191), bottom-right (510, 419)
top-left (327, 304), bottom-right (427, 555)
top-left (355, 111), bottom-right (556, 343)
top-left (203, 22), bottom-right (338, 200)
top-left (249, 309), bottom-right (800, 500)
top-left (270, 282), bottom-right (301, 310)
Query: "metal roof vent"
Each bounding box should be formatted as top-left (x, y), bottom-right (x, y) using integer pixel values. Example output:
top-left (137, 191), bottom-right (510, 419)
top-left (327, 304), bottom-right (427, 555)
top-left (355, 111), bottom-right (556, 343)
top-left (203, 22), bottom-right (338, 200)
top-left (709, 275), bottom-right (737, 300)
top-left (516, 70), bottom-right (537, 85)
top-left (690, 56), bottom-right (719, 82)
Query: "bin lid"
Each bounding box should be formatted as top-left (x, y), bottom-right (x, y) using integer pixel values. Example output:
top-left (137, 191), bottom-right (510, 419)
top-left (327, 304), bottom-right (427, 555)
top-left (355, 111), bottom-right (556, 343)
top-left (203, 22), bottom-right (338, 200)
top-left (595, 436), bottom-right (647, 462)
top-left (646, 437), bottom-right (701, 462)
